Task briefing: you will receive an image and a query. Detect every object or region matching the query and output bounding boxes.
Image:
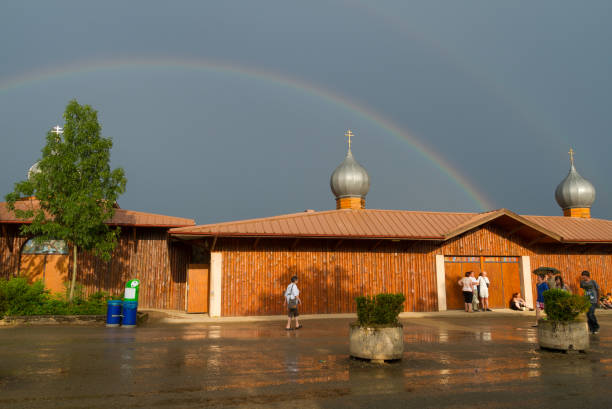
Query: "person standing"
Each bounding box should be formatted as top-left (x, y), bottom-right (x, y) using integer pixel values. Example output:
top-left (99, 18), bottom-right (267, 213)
top-left (284, 276), bottom-right (302, 330)
top-left (546, 272), bottom-right (556, 291)
top-left (458, 271), bottom-right (478, 312)
top-left (580, 270), bottom-right (600, 334)
top-left (534, 274), bottom-right (549, 327)
top-left (478, 271), bottom-right (491, 311)
top-left (554, 275), bottom-right (571, 293)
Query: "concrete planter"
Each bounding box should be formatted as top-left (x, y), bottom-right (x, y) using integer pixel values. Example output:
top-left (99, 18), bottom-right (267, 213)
top-left (349, 324), bottom-right (403, 363)
top-left (537, 319), bottom-right (589, 352)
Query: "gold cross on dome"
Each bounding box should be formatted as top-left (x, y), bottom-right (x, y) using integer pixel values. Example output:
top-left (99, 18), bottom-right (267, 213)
top-left (569, 148), bottom-right (575, 165)
top-left (345, 129), bottom-right (354, 151)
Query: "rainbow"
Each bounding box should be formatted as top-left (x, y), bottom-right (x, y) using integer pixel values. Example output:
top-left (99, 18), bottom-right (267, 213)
top-left (0, 57), bottom-right (495, 211)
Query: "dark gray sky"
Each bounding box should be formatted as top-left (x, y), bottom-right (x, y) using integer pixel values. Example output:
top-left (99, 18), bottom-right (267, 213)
top-left (1, 1), bottom-right (611, 223)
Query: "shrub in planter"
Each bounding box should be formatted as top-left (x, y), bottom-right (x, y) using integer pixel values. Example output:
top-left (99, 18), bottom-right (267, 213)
top-left (350, 293), bottom-right (406, 362)
top-left (538, 289), bottom-right (591, 352)
top-left (355, 293), bottom-right (405, 327)
top-left (543, 289), bottom-right (590, 321)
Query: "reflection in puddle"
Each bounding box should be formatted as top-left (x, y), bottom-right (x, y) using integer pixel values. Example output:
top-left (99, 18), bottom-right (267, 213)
top-left (526, 329), bottom-right (537, 343)
top-left (7, 317), bottom-right (609, 404)
top-left (439, 329), bottom-right (449, 344)
top-left (208, 327), bottom-right (221, 339)
top-left (528, 355), bottom-right (540, 377)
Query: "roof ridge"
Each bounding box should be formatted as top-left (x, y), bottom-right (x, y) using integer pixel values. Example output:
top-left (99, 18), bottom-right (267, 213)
top-left (116, 207), bottom-right (194, 221)
top-left (174, 208), bottom-right (482, 231)
top-left (365, 208), bottom-right (479, 216)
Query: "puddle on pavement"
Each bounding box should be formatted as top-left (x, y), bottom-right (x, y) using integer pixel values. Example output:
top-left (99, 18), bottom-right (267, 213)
top-left (2, 316), bottom-right (610, 405)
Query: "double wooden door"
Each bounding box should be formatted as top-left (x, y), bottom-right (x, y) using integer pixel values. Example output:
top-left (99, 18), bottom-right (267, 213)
top-left (444, 256), bottom-right (520, 310)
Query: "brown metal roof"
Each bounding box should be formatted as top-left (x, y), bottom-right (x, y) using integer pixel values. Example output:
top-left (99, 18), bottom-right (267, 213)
top-left (170, 208), bottom-right (612, 244)
top-left (0, 199), bottom-right (195, 228)
top-left (443, 209), bottom-right (563, 242)
top-left (523, 215), bottom-right (612, 243)
top-left (170, 209), bottom-right (477, 240)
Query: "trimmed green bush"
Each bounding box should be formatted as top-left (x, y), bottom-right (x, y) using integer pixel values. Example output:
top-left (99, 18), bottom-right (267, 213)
top-left (0, 277), bottom-right (48, 316)
top-left (355, 293), bottom-right (405, 326)
top-left (0, 277), bottom-right (110, 317)
top-left (543, 288), bottom-right (590, 321)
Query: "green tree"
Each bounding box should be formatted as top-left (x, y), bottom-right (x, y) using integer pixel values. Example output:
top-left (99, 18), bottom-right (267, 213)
top-left (6, 100), bottom-right (127, 301)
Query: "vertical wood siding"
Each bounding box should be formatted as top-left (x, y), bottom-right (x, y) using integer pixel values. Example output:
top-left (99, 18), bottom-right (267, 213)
top-left (2, 221), bottom-right (611, 315)
top-left (218, 224), bottom-right (612, 316)
top-left (219, 239), bottom-right (440, 316)
top-left (0, 224), bottom-right (27, 280)
top-left (74, 229), bottom-right (191, 310)
top-left (0, 225), bottom-right (190, 310)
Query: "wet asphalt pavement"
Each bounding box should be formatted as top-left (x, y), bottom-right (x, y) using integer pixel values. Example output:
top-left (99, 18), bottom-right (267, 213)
top-left (1, 313), bottom-right (611, 409)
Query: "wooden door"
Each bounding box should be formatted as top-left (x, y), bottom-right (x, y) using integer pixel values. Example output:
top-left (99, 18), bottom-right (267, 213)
top-left (187, 264), bottom-right (209, 313)
top-left (444, 257), bottom-right (481, 310)
top-left (482, 259), bottom-right (504, 308)
top-left (445, 262), bottom-right (464, 310)
top-left (502, 262), bottom-right (521, 308)
top-left (482, 257), bottom-right (521, 308)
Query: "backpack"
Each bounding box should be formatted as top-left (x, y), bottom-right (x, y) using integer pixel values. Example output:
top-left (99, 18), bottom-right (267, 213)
top-left (286, 284), bottom-right (298, 308)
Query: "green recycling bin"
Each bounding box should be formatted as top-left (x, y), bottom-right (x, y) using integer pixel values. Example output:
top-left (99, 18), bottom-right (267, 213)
top-left (124, 279), bottom-right (140, 302)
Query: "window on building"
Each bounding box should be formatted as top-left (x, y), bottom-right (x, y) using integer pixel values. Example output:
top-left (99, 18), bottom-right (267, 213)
top-left (21, 238), bottom-right (68, 255)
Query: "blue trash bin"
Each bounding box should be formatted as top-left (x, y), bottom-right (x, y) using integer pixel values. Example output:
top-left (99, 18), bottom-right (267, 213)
top-left (106, 300), bottom-right (123, 327)
top-left (121, 301), bottom-right (138, 328)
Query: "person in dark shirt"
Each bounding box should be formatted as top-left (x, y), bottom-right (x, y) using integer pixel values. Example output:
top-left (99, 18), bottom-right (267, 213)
top-left (580, 270), bottom-right (600, 334)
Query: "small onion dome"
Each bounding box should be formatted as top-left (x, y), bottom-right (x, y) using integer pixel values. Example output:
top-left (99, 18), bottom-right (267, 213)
top-left (27, 162), bottom-right (40, 181)
top-left (555, 161), bottom-right (596, 210)
top-left (330, 149), bottom-right (370, 199)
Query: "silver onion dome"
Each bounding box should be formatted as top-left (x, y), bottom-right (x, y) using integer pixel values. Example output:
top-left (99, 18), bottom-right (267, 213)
top-left (27, 162), bottom-right (40, 181)
top-left (555, 155), bottom-right (596, 209)
top-left (330, 149), bottom-right (370, 199)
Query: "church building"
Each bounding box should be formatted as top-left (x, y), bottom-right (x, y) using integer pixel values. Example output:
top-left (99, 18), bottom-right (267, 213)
top-left (2, 132), bottom-right (611, 316)
top-left (169, 135), bottom-right (612, 317)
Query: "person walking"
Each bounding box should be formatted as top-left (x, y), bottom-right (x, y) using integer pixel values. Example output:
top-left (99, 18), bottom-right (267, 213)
top-left (533, 274), bottom-right (549, 327)
top-left (478, 271), bottom-right (492, 311)
top-left (580, 270), bottom-right (600, 334)
top-left (458, 271), bottom-right (478, 312)
top-left (284, 276), bottom-right (302, 330)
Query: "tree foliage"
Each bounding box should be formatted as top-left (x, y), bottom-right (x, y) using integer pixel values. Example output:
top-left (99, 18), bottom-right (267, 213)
top-left (5, 99), bottom-right (127, 261)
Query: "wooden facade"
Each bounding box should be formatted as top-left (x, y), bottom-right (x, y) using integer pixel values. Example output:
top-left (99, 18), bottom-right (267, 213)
top-left (0, 226), bottom-right (191, 310)
top-left (3, 209), bottom-right (611, 316)
top-left (210, 223), bottom-right (612, 316)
